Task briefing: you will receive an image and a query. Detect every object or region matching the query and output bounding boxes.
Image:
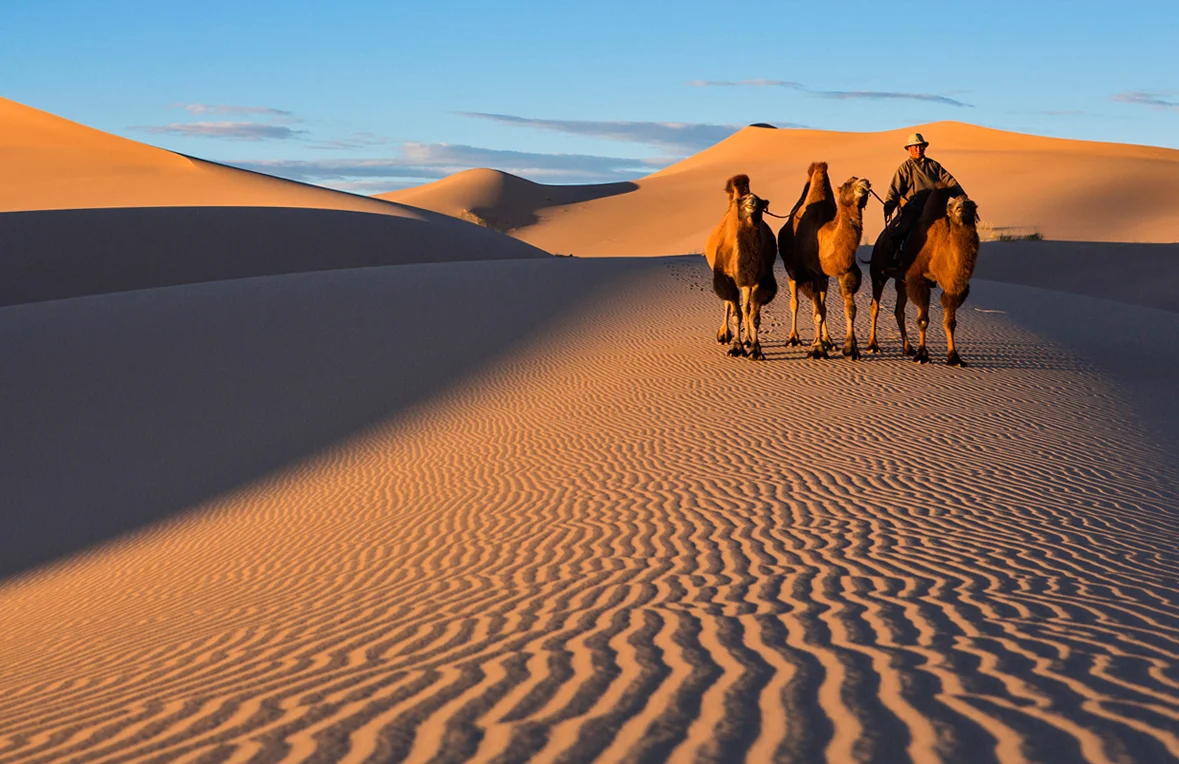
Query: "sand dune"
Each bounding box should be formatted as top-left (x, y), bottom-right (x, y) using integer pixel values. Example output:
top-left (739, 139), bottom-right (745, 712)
top-left (0, 98), bottom-right (548, 303)
top-left (1, 96), bottom-right (402, 215)
top-left (383, 122), bottom-right (1179, 255)
top-left (2, 257), bottom-right (1176, 762)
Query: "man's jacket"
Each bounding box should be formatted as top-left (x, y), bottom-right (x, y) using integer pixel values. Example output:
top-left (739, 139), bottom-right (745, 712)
top-left (885, 157), bottom-right (963, 213)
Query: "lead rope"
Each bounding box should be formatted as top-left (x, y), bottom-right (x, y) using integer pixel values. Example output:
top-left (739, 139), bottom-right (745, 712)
top-left (764, 187), bottom-right (891, 221)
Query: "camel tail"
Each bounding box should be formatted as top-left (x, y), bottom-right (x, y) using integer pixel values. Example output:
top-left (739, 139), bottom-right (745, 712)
top-left (725, 174), bottom-right (751, 199)
top-left (847, 263), bottom-right (862, 293)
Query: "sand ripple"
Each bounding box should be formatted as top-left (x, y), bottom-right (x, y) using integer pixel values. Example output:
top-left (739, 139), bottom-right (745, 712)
top-left (1, 259), bottom-right (1177, 763)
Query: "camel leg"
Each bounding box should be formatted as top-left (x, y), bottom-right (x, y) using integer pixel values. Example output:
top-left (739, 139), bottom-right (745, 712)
top-left (908, 279), bottom-right (932, 364)
top-left (867, 274), bottom-right (885, 354)
top-left (785, 278), bottom-right (801, 346)
top-left (726, 299), bottom-right (746, 357)
top-left (742, 286), bottom-right (767, 360)
top-left (894, 278), bottom-right (913, 356)
top-left (942, 291), bottom-right (967, 367)
top-left (839, 271), bottom-right (860, 361)
top-left (809, 289), bottom-right (829, 360)
top-left (717, 301), bottom-right (733, 345)
top-left (819, 279), bottom-right (834, 350)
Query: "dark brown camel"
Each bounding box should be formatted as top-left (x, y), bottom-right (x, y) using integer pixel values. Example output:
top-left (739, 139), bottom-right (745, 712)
top-left (866, 188), bottom-right (980, 364)
top-left (778, 162), bottom-right (871, 359)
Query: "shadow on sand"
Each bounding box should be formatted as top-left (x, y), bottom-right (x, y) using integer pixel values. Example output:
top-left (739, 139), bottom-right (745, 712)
top-left (0, 257), bottom-right (654, 582)
top-left (0, 206), bottom-right (549, 307)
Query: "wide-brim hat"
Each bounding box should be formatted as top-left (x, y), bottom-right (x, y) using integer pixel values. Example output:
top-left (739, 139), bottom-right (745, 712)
top-left (905, 132), bottom-right (929, 148)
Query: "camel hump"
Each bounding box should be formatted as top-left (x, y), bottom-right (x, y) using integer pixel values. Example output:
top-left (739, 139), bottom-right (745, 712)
top-left (807, 161), bottom-right (828, 176)
top-left (725, 174), bottom-right (751, 198)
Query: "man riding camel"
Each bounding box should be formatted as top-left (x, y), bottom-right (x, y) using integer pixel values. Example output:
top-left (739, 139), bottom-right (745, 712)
top-left (879, 132), bottom-right (965, 272)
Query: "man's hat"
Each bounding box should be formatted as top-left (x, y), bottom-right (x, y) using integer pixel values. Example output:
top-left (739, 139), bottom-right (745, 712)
top-left (905, 132), bottom-right (929, 148)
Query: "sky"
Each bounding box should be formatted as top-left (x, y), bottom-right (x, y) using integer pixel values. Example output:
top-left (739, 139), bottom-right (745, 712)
top-left (3, 0), bottom-right (1177, 194)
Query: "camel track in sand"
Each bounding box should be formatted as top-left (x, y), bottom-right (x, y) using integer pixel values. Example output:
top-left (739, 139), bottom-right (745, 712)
top-left (1, 258), bottom-right (1177, 763)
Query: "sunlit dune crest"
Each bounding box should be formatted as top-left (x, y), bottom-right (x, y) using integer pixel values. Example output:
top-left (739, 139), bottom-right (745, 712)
top-left (384, 122), bottom-right (1179, 254)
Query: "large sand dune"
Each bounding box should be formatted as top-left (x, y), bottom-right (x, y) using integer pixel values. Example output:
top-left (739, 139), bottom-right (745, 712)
top-left (2, 256), bottom-right (1176, 762)
top-left (0, 98), bottom-right (547, 304)
top-left (382, 123), bottom-right (1179, 256)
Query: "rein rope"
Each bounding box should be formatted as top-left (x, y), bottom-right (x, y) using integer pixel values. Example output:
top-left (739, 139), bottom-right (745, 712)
top-left (760, 186), bottom-right (889, 221)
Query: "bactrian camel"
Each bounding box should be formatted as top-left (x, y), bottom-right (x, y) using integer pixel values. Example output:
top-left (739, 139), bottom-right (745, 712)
top-left (867, 187), bottom-right (980, 365)
top-left (705, 174), bottom-right (778, 360)
top-left (777, 162), bottom-right (872, 359)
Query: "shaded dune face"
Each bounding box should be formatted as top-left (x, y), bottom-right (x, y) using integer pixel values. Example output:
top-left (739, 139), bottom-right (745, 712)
top-left (2, 259), bottom-right (1177, 763)
top-left (0, 206), bottom-right (548, 306)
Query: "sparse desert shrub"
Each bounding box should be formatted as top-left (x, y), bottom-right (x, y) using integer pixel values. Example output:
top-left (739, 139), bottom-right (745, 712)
top-left (457, 208), bottom-right (511, 233)
top-left (979, 222), bottom-right (1043, 242)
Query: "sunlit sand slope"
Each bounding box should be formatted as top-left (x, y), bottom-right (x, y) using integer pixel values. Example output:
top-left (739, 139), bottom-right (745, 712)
top-left (383, 122), bottom-right (1179, 254)
top-left (1, 260), bottom-right (1177, 763)
top-left (0, 98), bottom-right (549, 303)
top-left (0, 96), bottom-right (406, 215)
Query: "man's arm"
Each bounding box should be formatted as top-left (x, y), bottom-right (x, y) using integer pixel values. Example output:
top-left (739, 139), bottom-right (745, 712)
top-left (936, 161), bottom-right (965, 196)
top-left (884, 163), bottom-right (908, 218)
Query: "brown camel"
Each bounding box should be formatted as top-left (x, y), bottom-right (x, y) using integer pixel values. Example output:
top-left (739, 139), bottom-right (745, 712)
top-left (865, 188), bottom-right (932, 357)
top-left (705, 174), bottom-right (778, 360)
top-left (884, 187), bottom-right (980, 365)
top-left (777, 162), bottom-right (871, 359)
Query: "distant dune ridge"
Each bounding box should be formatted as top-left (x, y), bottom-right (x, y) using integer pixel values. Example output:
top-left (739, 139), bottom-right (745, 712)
top-left (383, 122), bottom-right (1179, 256)
top-left (0, 97), bottom-right (547, 305)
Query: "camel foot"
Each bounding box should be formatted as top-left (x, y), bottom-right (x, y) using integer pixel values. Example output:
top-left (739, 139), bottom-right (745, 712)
top-left (747, 342), bottom-right (766, 361)
top-left (786, 333), bottom-right (802, 347)
top-left (717, 328), bottom-right (732, 345)
top-left (727, 341), bottom-right (746, 357)
top-left (866, 342), bottom-right (880, 354)
top-left (903, 345), bottom-right (915, 357)
top-left (913, 347), bottom-right (930, 364)
top-left (946, 352), bottom-right (967, 367)
top-left (807, 345), bottom-right (828, 360)
top-left (842, 343), bottom-right (861, 361)
top-left (822, 339), bottom-right (835, 351)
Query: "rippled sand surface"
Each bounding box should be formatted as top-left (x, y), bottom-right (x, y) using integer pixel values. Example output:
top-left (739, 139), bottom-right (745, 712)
top-left (1, 258), bottom-right (1176, 763)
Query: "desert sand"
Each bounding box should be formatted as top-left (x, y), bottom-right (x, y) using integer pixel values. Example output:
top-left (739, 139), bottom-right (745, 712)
top-left (1, 100), bottom-right (1178, 763)
top-left (2, 256), bottom-right (1178, 763)
top-left (383, 123), bottom-right (1179, 255)
top-left (0, 97), bottom-right (547, 305)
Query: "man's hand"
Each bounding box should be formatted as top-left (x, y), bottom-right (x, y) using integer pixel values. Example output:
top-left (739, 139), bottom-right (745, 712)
top-left (883, 200), bottom-right (897, 221)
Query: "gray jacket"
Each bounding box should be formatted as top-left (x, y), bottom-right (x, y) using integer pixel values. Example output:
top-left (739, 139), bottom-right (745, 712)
top-left (884, 157), bottom-right (963, 213)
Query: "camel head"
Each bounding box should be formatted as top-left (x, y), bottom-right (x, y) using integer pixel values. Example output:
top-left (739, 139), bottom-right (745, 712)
top-left (946, 195), bottom-right (979, 227)
top-left (838, 177), bottom-right (871, 210)
top-left (724, 174), bottom-right (751, 203)
top-left (738, 192), bottom-right (770, 224)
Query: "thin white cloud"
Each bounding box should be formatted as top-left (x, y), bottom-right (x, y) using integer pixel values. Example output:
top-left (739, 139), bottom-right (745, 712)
top-left (173, 103), bottom-right (293, 117)
top-left (136, 121), bottom-right (308, 140)
top-left (1113, 91), bottom-right (1179, 111)
top-left (229, 143), bottom-right (668, 187)
top-left (689, 79), bottom-right (973, 107)
top-left (809, 90), bottom-right (973, 107)
top-left (688, 79), bottom-right (801, 88)
top-left (307, 132), bottom-right (398, 150)
top-left (458, 112), bottom-right (742, 152)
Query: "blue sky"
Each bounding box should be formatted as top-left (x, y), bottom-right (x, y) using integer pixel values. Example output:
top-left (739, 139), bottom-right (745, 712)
top-left (3, 0), bottom-right (1176, 193)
